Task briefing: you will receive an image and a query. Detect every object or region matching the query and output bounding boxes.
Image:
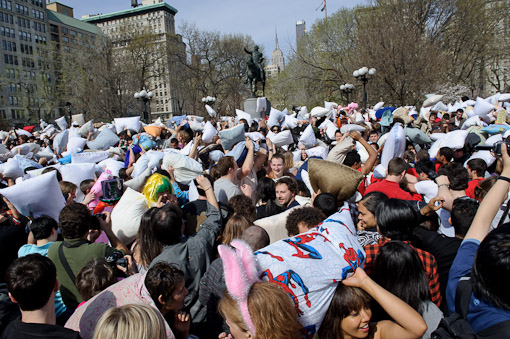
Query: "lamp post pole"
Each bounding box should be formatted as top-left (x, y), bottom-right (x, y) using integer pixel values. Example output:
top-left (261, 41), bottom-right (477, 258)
top-left (65, 101), bottom-right (72, 124)
top-left (340, 83), bottom-right (354, 106)
top-left (134, 88), bottom-right (153, 124)
top-left (353, 67), bottom-right (376, 109)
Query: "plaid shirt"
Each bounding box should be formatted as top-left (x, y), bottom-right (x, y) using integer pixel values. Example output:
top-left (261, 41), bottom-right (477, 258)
top-left (364, 237), bottom-right (442, 307)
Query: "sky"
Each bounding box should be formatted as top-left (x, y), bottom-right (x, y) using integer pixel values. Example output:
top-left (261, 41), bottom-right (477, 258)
top-left (62, 0), bottom-right (366, 60)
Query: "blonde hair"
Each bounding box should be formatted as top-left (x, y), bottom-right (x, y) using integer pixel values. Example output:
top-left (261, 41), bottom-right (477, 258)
top-left (92, 304), bottom-right (166, 339)
top-left (282, 151), bottom-right (294, 171)
top-left (221, 214), bottom-right (250, 245)
top-left (218, 282), bottom-right (302, 338)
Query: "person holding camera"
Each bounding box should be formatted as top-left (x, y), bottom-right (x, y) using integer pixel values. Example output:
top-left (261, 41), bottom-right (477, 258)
top-left (47, 203), bottom-right (129, 312)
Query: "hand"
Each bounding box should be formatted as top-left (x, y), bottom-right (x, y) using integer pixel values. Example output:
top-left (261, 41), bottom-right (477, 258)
top-left (349, 131), bottom-right (362, 141)
top-left (195, 175), bottom-right (212, 191)
top-left (342, 267), bottom-right (370, 289)
top-left (245, 138), bottom-right (254, 150)
top-left (87, 229), bottom-right (101, 243)
top-left (166, 166), bottom-right (175, 180)
top-left (116, 255), bottom-right (137, 276)
top-left (218, 333), bottom-right (233, 339)
top-left (173, 311), bottom-right (190, 338)
top-left (155, 195), bottom-right (166, 208)
top-left (193, 132), bottom-right (202, 144)
top-left (501, 143), bottom-right (510, 175)
top-left (82, 191), bottom-right (96, 206)
top-left (240, 183), bottom-right (253, 198)
top-left (98, 211), bottom-right (112, 231)
top-left (421, 196), bottom-right (444, 216)
top-left (310, 189), bottom-right (321, 207)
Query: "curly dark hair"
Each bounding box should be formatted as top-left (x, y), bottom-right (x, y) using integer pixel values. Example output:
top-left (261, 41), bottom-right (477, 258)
top-left (59, 203), bottom-right (92, 239)
top-left (437, 162), bottom-right (469, 190)
top-left (285, 207), bottom-right (326, 236)
top-left (228, 194), bottom-right (255, 222)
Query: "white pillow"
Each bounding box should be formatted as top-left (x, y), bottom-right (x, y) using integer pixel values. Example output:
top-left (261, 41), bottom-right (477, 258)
top-left (428, 130), bottom-right (468, 159)
top-left (98, 159), bottom-right (125, 177)
top-left (299, 124), bottom-right (317, 148)
top-left (0, 158), bottom-right (24, 179)
top-left (219, 124), bottom-right (245, 151)
top-left (11, 143), bottom-right (40, 156)
top-left (423, 94), bottom-right (443, 108)
top-left (78, 120), bottom-right (94, 138)
top-left (60, 163), bottom-right (96, 187)
top-left (53, 130), bottom-right (69, 155)
top-left (71, 151), bottom-right (110, 164)
top-left (461, 115), bottom-right (485, 130)
top-left (340, 124), bottom-right (365, 134)
top-left (310, 106), bottom-right (330, 117)
top-left (55, 116), bottom-right (67, 131)
top-left (114, 116), bottom-right (140, 134)
top-left (0, 171), bottom-right (65, 221)
top-left (373, 102), bottom-right (384, 111)
top-left (297, 106), bottom-right (308, 120)
top-left (202, 121), bottom-right (218, 143)
top-left (236, 109), bottom-right (253, 126)
top-left (71, 114), bottom-right (85, 126)
top-left (432, 101), bottom-right (448, 112)
top-left (324, 101), bottom-right (338, 111)
top-left (284, 114), bottom-right (298, 129)
top-left (474, 97), bottom-right (495, 122)
top-left (67, 137), bottom-right (87, 153)
top-left (430, 133), bottom-right (446, 142)
top-left (162, 151), bottom-right (203, 185)
top-left (87, 127), bottom-right (120, 150)
top-left (305, 146), bottom-right (328, 160)
top-left (256, 97), bottom-right (267, 114)
top-left (16, 129), bottom-right (32, 137)
top-left (380, 124), bottom-right (406, 169)
top-left (268, 130), bottom-right (293, 147)
top-left (111, 187), bottom-right (149, 245)
top-left (267, 107), bottom-right (285, 128)
top-left (205, 104), bottom-right (217, 117)
top-left (246, 132), bottom-right (265, 142)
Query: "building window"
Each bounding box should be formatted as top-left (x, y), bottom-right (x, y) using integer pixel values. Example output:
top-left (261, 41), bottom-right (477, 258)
top-left (61, 26), bottom-right (67, 34)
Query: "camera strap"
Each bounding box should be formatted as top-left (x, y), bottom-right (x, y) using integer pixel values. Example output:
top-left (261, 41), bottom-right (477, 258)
top-left (58, 240), bottom-right (88, 285)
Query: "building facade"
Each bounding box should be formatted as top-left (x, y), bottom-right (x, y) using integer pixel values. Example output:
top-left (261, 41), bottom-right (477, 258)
top-left (296, 20), bottom-right (305, 46)
top-left (264, 29), bottom-right (285, 78)
top-left (82, 0), bottom-right (185, 118)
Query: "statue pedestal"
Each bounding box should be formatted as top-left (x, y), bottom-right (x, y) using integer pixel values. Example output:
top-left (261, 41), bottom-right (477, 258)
top-left (243, 97), bottom-right (260, 119)
top-left (243, 97), bottom-right (271, 120)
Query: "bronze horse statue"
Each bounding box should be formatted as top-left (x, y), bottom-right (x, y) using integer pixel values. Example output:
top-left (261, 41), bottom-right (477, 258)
top-left (244, 46), bottom-right (266, 97)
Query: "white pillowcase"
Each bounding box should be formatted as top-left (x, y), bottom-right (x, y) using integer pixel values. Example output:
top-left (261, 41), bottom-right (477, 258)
top-left (60, 163), bottom-right (96, 187)
top-left (111, 188), bottom-right (149, 245)
top-left (114, 116), bottom-right (140, 134)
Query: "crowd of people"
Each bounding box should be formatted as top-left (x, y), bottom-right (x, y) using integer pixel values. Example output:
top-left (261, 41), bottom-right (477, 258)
top-left (0, 93), bottom-right (510, 339)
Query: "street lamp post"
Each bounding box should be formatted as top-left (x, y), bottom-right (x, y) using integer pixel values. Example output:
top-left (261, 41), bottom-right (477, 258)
top-left (340, 83), bottom-right (354, 105)
top-left (134, 88), bottom-right (153, 124)
top-left (353, 67), bottom-right (376, 109)
top-left (201, 96), bottom-right (216, 106)
top-left (65, 101), bottom-right (72, 124)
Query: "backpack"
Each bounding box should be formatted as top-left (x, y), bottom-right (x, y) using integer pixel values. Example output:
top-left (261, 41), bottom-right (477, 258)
top-left (431, 278), bottom-right (510, 339)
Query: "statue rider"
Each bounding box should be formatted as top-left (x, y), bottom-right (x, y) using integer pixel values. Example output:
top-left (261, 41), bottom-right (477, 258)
top-left (244, 45), bottom-right (265, 83)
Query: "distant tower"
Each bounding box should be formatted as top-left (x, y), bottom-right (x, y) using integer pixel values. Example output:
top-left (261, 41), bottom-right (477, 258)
top-left (296, 20), bottom-right (306, 46)
top-left (270, 27), bottom-right (285, 71)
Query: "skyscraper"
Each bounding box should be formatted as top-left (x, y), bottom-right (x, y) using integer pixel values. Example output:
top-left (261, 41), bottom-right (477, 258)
top-left (265, 28), bottom-right (285, 78)
top-left (296, 20), bottom-right (305, 46)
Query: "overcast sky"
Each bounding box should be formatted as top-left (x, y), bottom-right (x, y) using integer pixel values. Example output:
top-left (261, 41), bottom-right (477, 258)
top-left (62, 0), bottom-right (366, 59)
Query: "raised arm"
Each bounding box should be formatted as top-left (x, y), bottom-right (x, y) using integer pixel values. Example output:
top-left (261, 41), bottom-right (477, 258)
top-left (238, 138), bottom-right (255, 180)
top-left (343, 268), bottom-right (427, 339)
top-left (350, 131), bottom-right (378, 176)
top-left (465, 143), bottom-right (510, 242)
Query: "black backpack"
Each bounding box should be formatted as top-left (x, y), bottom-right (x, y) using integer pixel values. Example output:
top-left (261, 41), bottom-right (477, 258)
top-left (431, 278), bottom-right (510, 339)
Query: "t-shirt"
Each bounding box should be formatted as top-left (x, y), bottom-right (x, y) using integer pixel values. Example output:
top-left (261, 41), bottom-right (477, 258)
top-left (447, 239), bottom-right (510, 333)
top-left (364, 179), bottom-right (417, 200)
top-left (17, 243), bottom-right (66, 318)
top-left (0, 222), bottom-right (26, 284)
top-left (213, 178), bottom-right (241, 204)
top-left (1, 319), bottom-right (80, 339)
top-left (414, 180), bottom-right (438, 203)
top-left (465, 178), bottom-right (483, 199)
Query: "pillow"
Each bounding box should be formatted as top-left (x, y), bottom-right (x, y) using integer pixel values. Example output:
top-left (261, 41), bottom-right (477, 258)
top-left (423, 94), bottom-right (443, 108)
top-left (78, 120), bottom-right (94, 138)
top-left (162, 151), bottom-right (203, 184)
top-left (40, 125), bottom-right (56, 140)
top-left (499, 93), bottom-right (510, 102)
top-left (310, 106), bottom-right (330, 117)
top-left (236, 109), bottom-right (253, 126)
top-left (309, 159), bottom-right (363, 201)
top-left (268, 130), bottom-right (293, 147)
top-left (52, 130), bottom-right (69, 155)
top-left (219, 124), bottom-right (245, 151)
top-left (340, 124), bottom-right (365, 134)
top-left (144, 125), bottom-right (162, 138)
top-left (284, 114), bottom-right (298, 129)
top-left (132, 133), bottom-right (156, 151)
top-left (55, 116), bottom-right (67, 131)
top-left (98, 159), bottom-right (124, 177)
top-left (0, 158), bottom-right (24, 179)
top-left (202, 121), bottom-right (218, 143)
top-left (432, 101), bottom-right (448, 112)
top-left (205, 104), bottom-right (217, 117)
top-left (430, 133), bottom-right (446, 142)
top-left (111, 187), bottom-right (149, 244)
top-left (405, 127), bottom-right (432, 144)
top-left (246, 132), bottom-right (265, 142)
top-left (60, 163), bottom-right (96, 187)
top-left (380, 124), bottom-right (406, 169)
top-left (299, 125), bottom-right (317, 148)
top-left (267, 107), bottom-right (285, 128)
top-left (16, 129), bottom-right (32, 137)
top-left (297, 106), bottom-right (308, 120)
top-left (10, 142), bottom-right (40, 156)
top-left (71, 151), bottom-right (110, 164)
top-left (461, 115), bottom-right (486, 130)
top-left (256, 97), bottom-right (267, 114)
top-left (0, 171), bottom-right (65, 220)
top-left (319, 119), bottom-right (338, 140)
top-left (254, 207), bottom-right (300, 244)
top-left (67, 137), bottom-right (87, 153)
top-left (474, 97), bottom-right (495, 121)
top-left (71, 114), bottom-right (85, 126)
top-left (255, 203), bottom-right (363, 333)
top-left (87, 127), bottom-right (120, 150)
top-left (373, 102), bottom-right (384, 111)
top-left (306, 146), bottom-right (328, 160)
top-left (13, 155), bottom-right (42, 171)
top-left (428, 130), bottom-right (468, 159)
top-left (481, 124), bottom-right (510, 135)
top-left (114, 116), bottom-right (140, 134)
top-left (486, 133), bottom-right (502, 146)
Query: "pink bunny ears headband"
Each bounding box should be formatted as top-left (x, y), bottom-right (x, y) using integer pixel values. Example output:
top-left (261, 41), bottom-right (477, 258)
top-left (218, 239), bottom-right (261, 336)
